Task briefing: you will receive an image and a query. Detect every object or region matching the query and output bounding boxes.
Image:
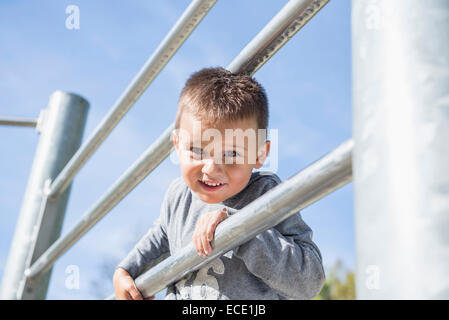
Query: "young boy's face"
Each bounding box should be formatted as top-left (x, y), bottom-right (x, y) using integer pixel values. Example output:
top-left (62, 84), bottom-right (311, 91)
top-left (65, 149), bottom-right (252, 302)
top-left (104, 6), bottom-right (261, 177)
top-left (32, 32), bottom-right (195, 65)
top-left (173, 110), bottom-right (270, 204)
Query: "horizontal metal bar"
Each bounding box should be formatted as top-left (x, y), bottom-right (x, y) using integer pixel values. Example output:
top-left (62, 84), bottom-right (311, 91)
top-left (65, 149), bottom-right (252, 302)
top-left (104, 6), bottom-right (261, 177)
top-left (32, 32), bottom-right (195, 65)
top-left (24, 124), bottom-right (174, 279)
top-left (46, 0), bottom-right (217, 199)
top-left (106, 139), bottom-right (354, 299)
top-left (25, 0), bottom-right (330, 281)
top-left (0, 117), bottom-right (38, 128)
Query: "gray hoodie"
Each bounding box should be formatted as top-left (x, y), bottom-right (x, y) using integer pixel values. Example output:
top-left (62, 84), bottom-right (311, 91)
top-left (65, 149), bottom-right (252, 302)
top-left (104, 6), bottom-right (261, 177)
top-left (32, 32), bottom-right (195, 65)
top-left (117, 170), bottom-right (325, 300)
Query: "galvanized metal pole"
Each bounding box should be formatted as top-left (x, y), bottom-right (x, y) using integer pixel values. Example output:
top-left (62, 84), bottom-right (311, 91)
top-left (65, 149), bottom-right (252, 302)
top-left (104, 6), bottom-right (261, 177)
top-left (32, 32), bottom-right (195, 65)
top-left (0, 91), bottom-right (89, 300)
top-left (352, 0), bottom-right (449, 299)
top-left (24, 0), bottom-right (330, 281)
top-left (106, 139), bottom-right (353, 299)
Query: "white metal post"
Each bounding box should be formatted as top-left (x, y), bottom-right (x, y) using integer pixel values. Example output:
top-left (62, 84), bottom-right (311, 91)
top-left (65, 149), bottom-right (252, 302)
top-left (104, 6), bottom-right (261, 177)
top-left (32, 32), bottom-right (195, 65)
top-left (0, 91), bottom-right (89, 300)
top-left (352, 0), bottom-right (449, 299)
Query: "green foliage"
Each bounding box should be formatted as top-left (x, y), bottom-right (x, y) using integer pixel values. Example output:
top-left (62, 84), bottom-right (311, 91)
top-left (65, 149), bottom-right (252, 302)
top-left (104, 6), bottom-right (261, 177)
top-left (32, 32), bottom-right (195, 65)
top-left (314, 259), bottom-right (355, 300)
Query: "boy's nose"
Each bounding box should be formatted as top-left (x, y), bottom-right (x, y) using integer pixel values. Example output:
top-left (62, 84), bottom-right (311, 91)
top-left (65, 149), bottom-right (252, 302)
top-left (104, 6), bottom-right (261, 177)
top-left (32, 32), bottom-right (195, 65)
top-left (201, 158), bottom-right (223, 175)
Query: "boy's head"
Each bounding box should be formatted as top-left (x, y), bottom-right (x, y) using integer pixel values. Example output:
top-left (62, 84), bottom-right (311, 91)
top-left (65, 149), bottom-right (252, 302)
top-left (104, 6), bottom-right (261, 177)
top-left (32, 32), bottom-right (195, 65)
top-left (172, 67), bottom-right (271, 204)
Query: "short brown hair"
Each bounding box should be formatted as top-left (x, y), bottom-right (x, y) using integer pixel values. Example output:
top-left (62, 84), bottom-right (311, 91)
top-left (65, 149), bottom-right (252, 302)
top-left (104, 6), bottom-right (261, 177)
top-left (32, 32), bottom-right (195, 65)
top-left (175, 67), bottom-right (268, 133)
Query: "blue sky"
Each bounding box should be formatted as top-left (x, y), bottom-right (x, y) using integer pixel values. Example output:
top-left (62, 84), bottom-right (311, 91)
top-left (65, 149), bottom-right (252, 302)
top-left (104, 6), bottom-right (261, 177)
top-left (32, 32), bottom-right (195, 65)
top-left (0, 0), bottom-right (353, 299)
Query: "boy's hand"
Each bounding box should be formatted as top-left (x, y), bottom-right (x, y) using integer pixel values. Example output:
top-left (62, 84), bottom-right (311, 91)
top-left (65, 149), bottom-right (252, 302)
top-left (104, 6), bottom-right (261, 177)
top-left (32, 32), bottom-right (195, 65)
top-left (113, 267), bottom-right (155, 300)
top-left (193, 208), bottom-right (228, 256)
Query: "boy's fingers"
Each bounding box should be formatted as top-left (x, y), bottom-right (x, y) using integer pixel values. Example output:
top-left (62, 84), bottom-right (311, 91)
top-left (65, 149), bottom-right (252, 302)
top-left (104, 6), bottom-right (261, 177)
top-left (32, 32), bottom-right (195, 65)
top-left (129, 284), bottom-right (143, 300)
top-left (199, 219), bottom-right (210, 256)
top-left (207, 220), bottom-right (217, 242)
top-left (219, 208), bottom-right (228, 221)
top-left (201, 230), bottom-right (212, 255)
top-left (206, 209), bottom-right (227, 242)
top-left (193, 228), bottom-right (204, 256)
top-left (221, 207), bottom-right (228, 216)
top-left (143, 295), bottom-right (155, 300)
top-left (197, 237), bottom-right (204, 256)
top-left (193, 211), bottom-right (226, 256)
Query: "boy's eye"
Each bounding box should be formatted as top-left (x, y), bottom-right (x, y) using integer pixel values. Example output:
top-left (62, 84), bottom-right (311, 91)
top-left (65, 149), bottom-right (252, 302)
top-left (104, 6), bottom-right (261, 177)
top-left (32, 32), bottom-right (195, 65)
top-left (224, 151), bottom-right (242, 164)
top-left (224, 150), bottom-right (239, 158)
top-left (190, 146), bottom-right (204, 158)
top-left (189, 147), bottom-right (241, 162)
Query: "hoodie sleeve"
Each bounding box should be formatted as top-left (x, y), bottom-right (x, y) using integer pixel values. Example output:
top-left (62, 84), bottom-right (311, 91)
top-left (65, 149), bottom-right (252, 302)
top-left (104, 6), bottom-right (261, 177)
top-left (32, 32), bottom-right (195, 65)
top-left (232, 177), bottom-right (326, 299)
top-left (116, 184), bottom-right (173, 279)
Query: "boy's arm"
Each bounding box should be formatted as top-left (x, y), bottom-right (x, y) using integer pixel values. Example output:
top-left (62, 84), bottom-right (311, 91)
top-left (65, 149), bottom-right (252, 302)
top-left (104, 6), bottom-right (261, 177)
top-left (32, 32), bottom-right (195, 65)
top-left (116, 177), bottom-right (178, 279)
top-left (117, 216), bottom-right (170, 279)
top-left (232, 212), bottom-right (325, 300)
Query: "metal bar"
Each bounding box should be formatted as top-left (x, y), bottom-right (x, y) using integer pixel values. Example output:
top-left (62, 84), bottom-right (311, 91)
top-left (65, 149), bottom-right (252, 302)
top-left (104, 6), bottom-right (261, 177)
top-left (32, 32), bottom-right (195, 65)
top-left (227, 0), bottom-right (329, 74)
top-left (25, 0), bottom-right (330, 282)
top-left (105, 139), bottom-right (353, 300)
top-left (46, 0), bottom-right (217, 199)
top-left (352, 0), bottom-right (449, 299)
top-left (0, 117), bottom-right (38, 128)
top-left (0, 91), bottom-right (89, 300)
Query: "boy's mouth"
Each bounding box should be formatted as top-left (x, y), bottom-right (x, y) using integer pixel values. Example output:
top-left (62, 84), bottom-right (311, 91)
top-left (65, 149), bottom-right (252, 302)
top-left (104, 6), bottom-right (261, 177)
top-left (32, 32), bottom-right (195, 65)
top-left (198, 180), bottom-right (226, 192)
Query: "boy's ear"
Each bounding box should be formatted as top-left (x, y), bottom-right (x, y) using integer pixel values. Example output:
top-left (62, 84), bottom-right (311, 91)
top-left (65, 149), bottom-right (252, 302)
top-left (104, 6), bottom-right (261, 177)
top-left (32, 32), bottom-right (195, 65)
top-left (255, 140), bottom-right (271, 169)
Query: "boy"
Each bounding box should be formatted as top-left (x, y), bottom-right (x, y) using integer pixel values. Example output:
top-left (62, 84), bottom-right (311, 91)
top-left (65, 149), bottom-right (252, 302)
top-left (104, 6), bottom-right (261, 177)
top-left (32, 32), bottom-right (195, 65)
top-left (113, 67), bottom-right (325, 300)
